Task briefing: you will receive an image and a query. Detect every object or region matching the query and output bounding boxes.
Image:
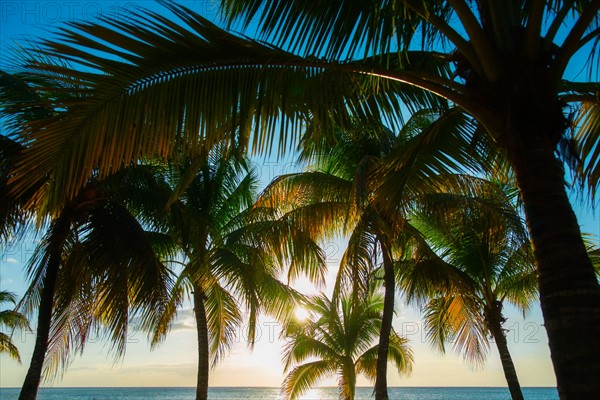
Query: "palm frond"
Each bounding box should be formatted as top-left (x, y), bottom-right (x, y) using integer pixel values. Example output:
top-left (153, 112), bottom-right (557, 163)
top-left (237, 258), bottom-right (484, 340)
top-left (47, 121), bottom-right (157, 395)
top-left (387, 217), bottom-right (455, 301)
top-left (150, 272), bottom-right (190, 347)
top-left (203, 280), bottom-right (242, 367)
top-left (9, 1), bottom-right (456, 215)
top-left (281, 333), bottom-right (339, 372)
top-left (574, 99), bottom-right (600, 199)
top-left (220, 0), bottom-right (449, 59)
top-left (423, 294), bottom-right (489, 367)
top-left (0, 290), bottom-right (30, 363)
top-left (0, 333), bottom-right (23, 362)
top-left (375, 108), bottom-right (491, 207)
top-left (281, 360), bottom-right (333, 400)
top-left (355, 331), bottom-right (413, 380)
top-left (387, 332), bottom-right (414, 375)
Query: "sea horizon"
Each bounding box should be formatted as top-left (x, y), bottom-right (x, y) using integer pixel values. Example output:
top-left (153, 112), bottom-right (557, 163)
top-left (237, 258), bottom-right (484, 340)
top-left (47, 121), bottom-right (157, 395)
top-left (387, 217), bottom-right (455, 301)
top-left (0, 385), bottom-right (558, 388)
top-left (0, 386), bottom-right (559, 400)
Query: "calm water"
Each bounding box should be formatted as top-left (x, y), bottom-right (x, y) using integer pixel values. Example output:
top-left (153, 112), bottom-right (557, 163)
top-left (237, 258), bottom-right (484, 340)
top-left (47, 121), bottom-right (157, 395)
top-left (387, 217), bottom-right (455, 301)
top-left (0, 387), bottom-right (558, 400)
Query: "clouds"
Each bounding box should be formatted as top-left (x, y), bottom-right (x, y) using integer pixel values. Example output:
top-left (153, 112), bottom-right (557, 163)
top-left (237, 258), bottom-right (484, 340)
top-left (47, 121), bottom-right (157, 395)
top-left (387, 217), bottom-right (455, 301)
top-left (169, 309), bottom-right (196, 332)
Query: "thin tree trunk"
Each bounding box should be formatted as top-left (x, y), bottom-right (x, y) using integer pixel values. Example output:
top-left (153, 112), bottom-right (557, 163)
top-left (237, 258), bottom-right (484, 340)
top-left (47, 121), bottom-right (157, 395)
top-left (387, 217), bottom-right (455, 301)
top-left (340, 358), bottom-right (356, 400)
top-left (510, 141), bottom-right (600, 399)
top-left (18, 256), bottom-right (59, 400)
top-left (193, 285), bottom-right (210, 400)
top-left (486, 302), bottom-right (524, 400)
top-left (374, 236), bottom-right (394, 400)
top-left (19, 215), bottom-right (71, 400)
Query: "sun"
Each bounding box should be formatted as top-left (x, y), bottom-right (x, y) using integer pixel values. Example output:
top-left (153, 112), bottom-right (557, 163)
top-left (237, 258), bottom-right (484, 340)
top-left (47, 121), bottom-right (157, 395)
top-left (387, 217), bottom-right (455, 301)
top-left (294, 306), bottom-right (311, 322)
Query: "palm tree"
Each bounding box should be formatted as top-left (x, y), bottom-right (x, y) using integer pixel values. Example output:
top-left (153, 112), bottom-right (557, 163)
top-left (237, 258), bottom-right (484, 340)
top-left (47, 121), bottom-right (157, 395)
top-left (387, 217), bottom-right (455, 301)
top-left (1, 72), bottom-right (174, 400)
top-left (281, 291), bottom-right (413, 400)
top-left (0, 290), bottom-right (30, 362)
top-left (292, 123), bottom-right (405, 400)
top-left (259, 109), bottom-right (488, 400)
top-left (5, 2), bottom-right (599, 396)
top-left (16, 167), bottom-right (174, 400)
top-left (399, 182), bottom-right (536, 400)
top-left (150, 151), bottom-right (326, 400)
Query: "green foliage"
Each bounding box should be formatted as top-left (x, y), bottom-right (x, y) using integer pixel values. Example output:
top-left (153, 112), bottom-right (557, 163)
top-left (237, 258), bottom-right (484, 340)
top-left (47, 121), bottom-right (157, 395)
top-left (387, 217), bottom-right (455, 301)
top-left (149, 148), bottom-right (326, 370)
top-left (18, 168), bottom-right (175, 381)
top-left (282, 291), bottom-right (412, 400)
top-left (0, 291), bottom-right (30, 363)
top-left (399, 181), bottom-right (537, 366)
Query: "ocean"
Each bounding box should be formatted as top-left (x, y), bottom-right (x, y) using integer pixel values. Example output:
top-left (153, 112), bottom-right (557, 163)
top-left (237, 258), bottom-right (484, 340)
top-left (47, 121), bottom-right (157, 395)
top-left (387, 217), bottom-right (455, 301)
top-left (0, 387), bottom-right (558, 400)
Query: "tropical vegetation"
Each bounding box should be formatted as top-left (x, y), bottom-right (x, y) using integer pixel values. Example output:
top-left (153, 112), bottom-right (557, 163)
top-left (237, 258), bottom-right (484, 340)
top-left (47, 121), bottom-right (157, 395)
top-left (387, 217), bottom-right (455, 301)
top-left (2, 72), bottom-right (175, 400)
top-left (148, 151), bottom-right (325, 400)
top-left (0, 1), bottom-right (598, 400)
top-left (400, 182), bottom-right (536, 400)
top-left (281, 291), bottom-right (413, 400)
top-left (0, 290), bottom-right (29, 362)
top-left (16, 167), bottom-right (175, 400)
top-left (258, 109), bottom-right (491, 400)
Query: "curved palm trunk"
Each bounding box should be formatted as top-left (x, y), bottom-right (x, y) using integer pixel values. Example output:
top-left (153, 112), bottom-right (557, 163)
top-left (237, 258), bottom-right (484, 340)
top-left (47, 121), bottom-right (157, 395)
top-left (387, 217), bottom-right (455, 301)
top-left (18, 257), bottom-right (59, 400)
top-left (374, 236), bottom-right (394, 400)
top-left (193, 285), bottom-right (210, 400)
top-left (510, 140), bottom-right (600, 399)
top-left (19, 215), bottom-right (71, 400)
top-left (486, 302), bottom-right (523, 400)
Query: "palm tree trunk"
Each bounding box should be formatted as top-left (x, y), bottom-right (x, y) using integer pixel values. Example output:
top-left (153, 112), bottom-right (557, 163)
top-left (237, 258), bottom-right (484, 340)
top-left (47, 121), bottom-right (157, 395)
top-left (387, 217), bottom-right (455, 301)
top-left (340, 359), bottom-right (356, 400)
top-left (19, 215), bottom-right (71, 400)
top-left (486, 302), bottom-right (524, 400)
top-left (193, 285), bottom-right (210, 400)
top-left (18, 257), bottom-right (59, 400)
top-left (374, 236), bottom-right (394, 400)
top-left (510, 140), bottom-right (600, 399)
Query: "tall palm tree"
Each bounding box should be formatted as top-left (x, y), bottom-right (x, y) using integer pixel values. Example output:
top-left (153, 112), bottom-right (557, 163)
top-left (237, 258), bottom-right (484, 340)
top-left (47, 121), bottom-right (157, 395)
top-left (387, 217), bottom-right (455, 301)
top-left (1, 72), bottom-right (174, 400)
top-left (259, 109), bottom-right (488, 400)
top-left (281, 291), bottom-right (413, 400)
top-left (0, 291), bottom-right (30, 362)
top-left (16, 167), bottom-right (174, 400)
top-left (150, 151), bottom-right (326, 400)
top-left (5, 2), bottom-right (599, 396)
top-left (400, 182), bottom-right (536, 400)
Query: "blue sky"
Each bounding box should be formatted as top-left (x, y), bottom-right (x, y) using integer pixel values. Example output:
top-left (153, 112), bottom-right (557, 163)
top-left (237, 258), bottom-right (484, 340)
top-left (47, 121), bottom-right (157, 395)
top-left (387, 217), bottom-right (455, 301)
top-left (1, 0), bottom-right (598, 389)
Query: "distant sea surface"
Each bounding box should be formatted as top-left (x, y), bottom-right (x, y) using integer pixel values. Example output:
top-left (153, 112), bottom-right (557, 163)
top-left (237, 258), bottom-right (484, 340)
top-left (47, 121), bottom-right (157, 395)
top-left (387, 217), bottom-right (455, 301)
top-left (0, 387), bottom-right (558, 400)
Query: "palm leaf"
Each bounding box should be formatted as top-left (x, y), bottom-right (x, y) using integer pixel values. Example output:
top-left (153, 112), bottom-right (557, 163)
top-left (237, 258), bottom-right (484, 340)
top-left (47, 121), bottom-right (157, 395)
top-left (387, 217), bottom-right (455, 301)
top-left (10, 1), bottom-right (456, 215)
top-left (0, 290), bottom-right (30, 363)
top-left (574, 100), bottom-right (600, 199)
top-left (0, 333), bottom-right (23, 362)
top-left (203, 279), bottom-right (242, 367)
top-left (281, 360), bottom-right (333, 400)
top-left (423, 294), bottom-right (489, 367)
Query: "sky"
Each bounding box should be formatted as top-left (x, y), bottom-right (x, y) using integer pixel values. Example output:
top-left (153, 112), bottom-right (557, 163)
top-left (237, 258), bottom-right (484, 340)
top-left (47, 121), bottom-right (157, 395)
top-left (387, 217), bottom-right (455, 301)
top-left (1, 0), bottom-right (599, 390)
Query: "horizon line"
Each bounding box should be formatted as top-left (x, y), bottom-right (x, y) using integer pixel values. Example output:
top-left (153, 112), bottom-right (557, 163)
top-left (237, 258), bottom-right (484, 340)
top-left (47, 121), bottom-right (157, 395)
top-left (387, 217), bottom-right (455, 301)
top-left (0, 385), bottom-right (557, 389)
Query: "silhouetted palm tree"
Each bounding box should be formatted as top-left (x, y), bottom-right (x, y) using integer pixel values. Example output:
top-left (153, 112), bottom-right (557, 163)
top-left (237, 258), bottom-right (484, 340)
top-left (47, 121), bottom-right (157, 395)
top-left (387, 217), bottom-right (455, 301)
top-left (17, 168), bottom-right (174, 400)
top-left (150, 151), bottom-right (325, 400)
top-left (282, 291), bottom-right (412, 400)
top-left (259, 110), bottom-right (490, 399)
top-left (400, 182), bottom-right (536, 400)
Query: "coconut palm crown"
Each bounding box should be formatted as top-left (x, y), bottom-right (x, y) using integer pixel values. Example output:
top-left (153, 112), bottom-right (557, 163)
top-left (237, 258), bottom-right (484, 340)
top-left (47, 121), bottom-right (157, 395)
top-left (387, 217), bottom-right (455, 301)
top-left (281, 291), bottom-right (413, 400)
